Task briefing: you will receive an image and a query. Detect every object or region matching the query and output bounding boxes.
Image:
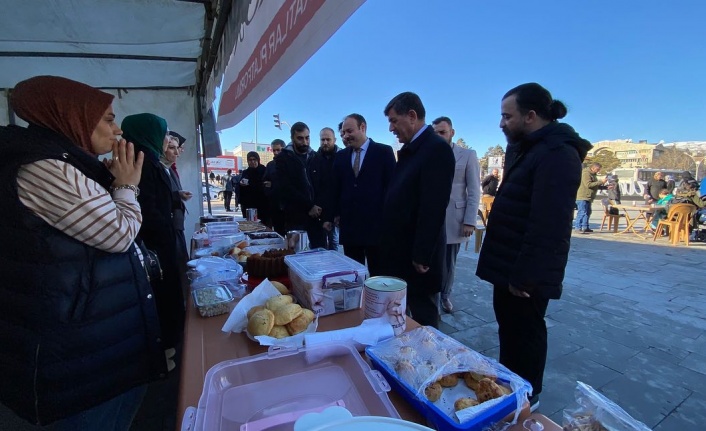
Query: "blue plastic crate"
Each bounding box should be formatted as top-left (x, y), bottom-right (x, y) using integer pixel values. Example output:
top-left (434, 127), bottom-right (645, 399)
top-left (366, 332), bottom-right (530, 431)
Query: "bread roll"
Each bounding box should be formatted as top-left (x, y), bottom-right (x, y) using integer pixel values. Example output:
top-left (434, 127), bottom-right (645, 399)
top-left (268, 325), bottom-right (289, 339)
top-left (274, 303), bottom-right (303, 325)
top-left (286, 308), bottom-right (315, 335)
top-left (270, 280), bottom-right (289, 294)
top-left (247, 309), bottom-right (274, 336)
top-left (265, 294), bottom-right (293, 311)
top-left (247, 305), bottom-right (266, 319)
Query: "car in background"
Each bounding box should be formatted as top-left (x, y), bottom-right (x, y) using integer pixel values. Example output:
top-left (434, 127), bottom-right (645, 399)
top-left (202, 182), bottom-right (224, 201)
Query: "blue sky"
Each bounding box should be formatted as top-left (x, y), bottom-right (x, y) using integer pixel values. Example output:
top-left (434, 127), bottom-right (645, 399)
top-left (217, 0), bottom-right (706, 155)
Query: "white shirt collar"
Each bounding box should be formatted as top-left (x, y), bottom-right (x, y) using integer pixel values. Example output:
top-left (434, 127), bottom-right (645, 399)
top-left (410, 125), bottom-right (427, 144)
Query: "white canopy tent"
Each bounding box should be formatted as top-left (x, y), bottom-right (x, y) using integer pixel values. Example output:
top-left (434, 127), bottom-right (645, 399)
top-left (0, 0), bottom-right (231, 230)
top-left (0, 0), bottom-right (363, 230)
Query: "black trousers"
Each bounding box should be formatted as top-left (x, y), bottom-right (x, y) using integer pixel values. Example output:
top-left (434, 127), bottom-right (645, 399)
top-left (493, 285), bottom-right (550, 397)
top-left (407, 287), bottom-right (440, 328)
top-left (223, 191), bottom-right (233, 210)
top-left (344, 245), bottom-right (382, 276)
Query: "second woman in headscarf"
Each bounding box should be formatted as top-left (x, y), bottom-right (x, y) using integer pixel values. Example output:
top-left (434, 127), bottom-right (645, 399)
top-left (239, 151), bottom-right (268, 221)
top-left (121, 113), bottom-right (185, 353)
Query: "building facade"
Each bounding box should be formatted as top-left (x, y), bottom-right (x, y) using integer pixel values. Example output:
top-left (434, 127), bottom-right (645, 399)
top-left (588, 139), bottom-right (665, 168)
top-left (227, 142), bottom-right (274, 170)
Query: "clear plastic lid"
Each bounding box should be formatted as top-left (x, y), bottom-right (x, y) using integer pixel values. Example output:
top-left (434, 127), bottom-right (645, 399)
top-left (188, 342), bottom-right (399, 431)
top-left (191, 284), bottom-right (234, 307)
top-left (284, 251), bottom-right (368, 283)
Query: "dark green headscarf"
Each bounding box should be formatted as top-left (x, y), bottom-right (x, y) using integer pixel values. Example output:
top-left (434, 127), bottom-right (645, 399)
top-left (121, 113), bottom-right (168, 160)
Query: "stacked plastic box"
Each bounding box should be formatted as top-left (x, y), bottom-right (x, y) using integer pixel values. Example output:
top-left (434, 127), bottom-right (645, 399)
top-left (284, 250), bottom-right (368, 316)
top-left (183, 342), bottom-right (399, 430)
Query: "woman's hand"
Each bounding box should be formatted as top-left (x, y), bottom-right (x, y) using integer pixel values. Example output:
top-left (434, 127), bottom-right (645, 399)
top-left (110, 139), bottom-right (144, 186)
top-left (179, 191), bottom-right (193, 201)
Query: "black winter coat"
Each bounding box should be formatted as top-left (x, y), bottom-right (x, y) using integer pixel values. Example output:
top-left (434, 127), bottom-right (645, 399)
top-left (0, 126), bottom-right (166, 425)
top-left (240, 164), bottom-right (268, 220)
top-left (379, 126), bottom-right (455, 294)
top-left (137, 155), bottom-right (185, 348)
top-left (275, 145), bottom-right (316, 229)
top-left (476, 122), bottom-right (591, 299)
top-left (309, 146), bottom-right (339, 221)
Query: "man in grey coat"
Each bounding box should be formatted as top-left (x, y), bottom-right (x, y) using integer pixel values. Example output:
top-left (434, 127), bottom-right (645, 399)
top-left (432, 116), bottom-right (480, 313)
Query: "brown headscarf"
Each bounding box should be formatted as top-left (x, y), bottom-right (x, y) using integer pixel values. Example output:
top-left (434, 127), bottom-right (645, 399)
top-left (11, 76), bottom-right (114, 155)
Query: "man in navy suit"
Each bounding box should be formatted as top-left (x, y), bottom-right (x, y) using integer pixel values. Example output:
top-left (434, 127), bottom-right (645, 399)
top-left (326, 114), bottom-right (396, 276)
top-left (379, 92), bottom-right (455, 328)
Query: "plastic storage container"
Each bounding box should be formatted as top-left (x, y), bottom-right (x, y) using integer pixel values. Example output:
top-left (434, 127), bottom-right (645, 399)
top-left (366, 329), bottom-right (531, 431)
top-left (191, 284), bottom-right (234, 317)
top-left (206, 221), bottom-right (240, 241)
top-left (182, 342), bottom-right (400, 431)
top-left (284, 250), bottom-right (368, 316)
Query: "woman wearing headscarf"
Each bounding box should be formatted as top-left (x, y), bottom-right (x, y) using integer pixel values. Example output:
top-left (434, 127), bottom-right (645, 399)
top-left (0, 76), bottom-right (166, 429)
top-left (121, 113), bottom-right (185, 356)
top-left (239, 151), bottom-right (268, 221)
top-left (162, 132), bottom-right (192, 277)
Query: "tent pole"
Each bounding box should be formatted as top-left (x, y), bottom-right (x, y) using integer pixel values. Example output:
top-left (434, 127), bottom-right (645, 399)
top-left (196, 98), bottom-right (212, 215)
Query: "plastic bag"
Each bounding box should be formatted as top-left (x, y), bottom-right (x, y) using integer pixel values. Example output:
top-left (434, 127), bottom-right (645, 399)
top-left (190, 268), bottom-right (245, 300)
top-left (188, 257), bottom-right (241, 281)
top-left (367, 326), bottom-right (531, 426)
top-left (563, 382), bottom-right (651, 431)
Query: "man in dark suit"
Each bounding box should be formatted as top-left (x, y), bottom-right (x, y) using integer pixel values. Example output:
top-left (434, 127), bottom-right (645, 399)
top-left (379, 92), bottom-right (455, 328)
top-left (327, 114), bottom-right (396, 275)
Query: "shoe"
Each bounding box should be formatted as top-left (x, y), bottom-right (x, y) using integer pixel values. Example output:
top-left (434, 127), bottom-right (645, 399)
top-left (584, 228), bottom-right (594, 233)
top-left (579, 229), bottom-right (589, 234)
top-left (441, 298), bottom-right (453, 313)
top-left (528, 394), bottom-right (540, 412)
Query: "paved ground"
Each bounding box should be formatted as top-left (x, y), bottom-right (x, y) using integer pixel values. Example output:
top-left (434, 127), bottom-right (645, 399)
top-left (3, 198), bottom-right (704, 430)
top-left (440, 203), bottom-right (706, 429)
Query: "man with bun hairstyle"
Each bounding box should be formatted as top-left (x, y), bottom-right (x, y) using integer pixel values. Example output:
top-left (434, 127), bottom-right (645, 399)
top-left (476, 83), bottom-right (592, 411)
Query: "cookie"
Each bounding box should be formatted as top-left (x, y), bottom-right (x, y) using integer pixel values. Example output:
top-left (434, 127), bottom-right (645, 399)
top-left (454, 397), bottom-right (479, 411)
top-left (424, 382), bottom-right (443, 402)
top-left (438, 373), bottom-right (459, 388)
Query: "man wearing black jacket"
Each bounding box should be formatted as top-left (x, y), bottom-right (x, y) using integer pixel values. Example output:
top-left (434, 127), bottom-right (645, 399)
top-left (379, 92), bottom-right (455, 328)
top-left (311, 127), bottom-right (340, 250)
top-left (476, 83), bottom-right (591, 410)
top-left (275, 122), bottom-right (326, 248)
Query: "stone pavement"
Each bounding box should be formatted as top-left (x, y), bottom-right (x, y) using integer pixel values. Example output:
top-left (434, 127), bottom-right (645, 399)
top-left (442, 211), bottom-right (706, 429)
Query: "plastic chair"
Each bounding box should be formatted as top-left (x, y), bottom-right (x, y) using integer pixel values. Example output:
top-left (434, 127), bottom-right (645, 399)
top-left (599, 199), bottom-right (624, 233)
top-left (465, 209), bottom-right (488, 252)
top-left (652, 204), bottom-right (695, 246)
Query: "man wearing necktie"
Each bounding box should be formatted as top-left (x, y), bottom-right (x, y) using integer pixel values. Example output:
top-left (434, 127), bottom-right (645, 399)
top-left (327, 114), bottom-right (396, 275)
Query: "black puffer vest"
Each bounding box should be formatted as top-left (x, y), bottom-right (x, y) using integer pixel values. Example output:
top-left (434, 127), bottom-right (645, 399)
top-left (0, 125), bottom-right (167, 425)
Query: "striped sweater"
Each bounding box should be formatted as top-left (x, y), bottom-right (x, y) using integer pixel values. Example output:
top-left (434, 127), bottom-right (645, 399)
top-left (17, 159), bottom-right (142, 253)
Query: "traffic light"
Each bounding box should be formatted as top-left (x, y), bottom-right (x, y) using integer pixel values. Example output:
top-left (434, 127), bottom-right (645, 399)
top-left (273, 114), bottom-right (281, 130)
